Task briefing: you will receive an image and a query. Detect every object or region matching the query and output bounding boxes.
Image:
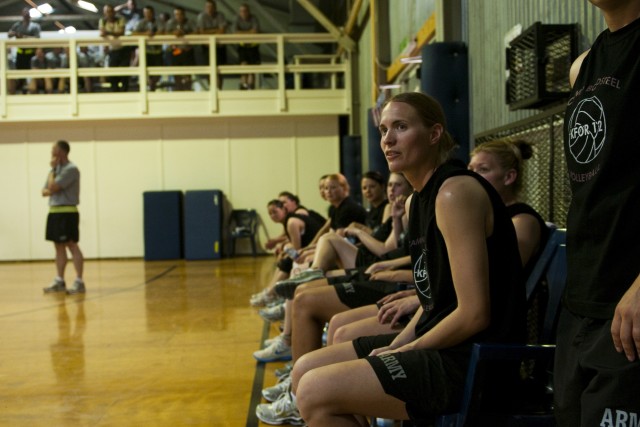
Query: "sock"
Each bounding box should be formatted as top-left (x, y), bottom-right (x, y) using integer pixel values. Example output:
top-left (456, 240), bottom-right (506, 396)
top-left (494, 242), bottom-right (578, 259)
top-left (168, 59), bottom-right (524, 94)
top-left (55, 276), bottom-right (64, 282)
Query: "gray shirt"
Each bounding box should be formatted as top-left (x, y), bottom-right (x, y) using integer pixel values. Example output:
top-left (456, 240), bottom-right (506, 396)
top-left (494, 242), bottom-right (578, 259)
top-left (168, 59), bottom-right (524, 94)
top-left (45, 162), bottom-right (80, 206)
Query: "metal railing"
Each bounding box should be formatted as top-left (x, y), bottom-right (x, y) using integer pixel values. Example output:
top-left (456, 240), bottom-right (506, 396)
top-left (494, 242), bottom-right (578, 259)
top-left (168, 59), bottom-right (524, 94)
top-left (0, 33), bottom-right (351, 120)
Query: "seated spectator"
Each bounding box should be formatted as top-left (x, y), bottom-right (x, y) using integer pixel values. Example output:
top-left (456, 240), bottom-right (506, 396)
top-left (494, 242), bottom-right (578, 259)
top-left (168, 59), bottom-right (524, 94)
top-left (45, 47), bottom-right (68, 93)
top-left (166, 7), bottom-right (196, 91)
top-left (77, 46), bottom-right (98, 92)
top-left (28, 48), bottom-right (54, 94)
top-left (256, 92), bottom-right (526, 426)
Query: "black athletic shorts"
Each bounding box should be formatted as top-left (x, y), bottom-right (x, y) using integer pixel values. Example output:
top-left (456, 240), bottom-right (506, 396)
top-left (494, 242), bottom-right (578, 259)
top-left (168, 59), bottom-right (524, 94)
top-left (238, 45), bottom-right (260, 65)
top-left (46, 212), bottom-right (79, 243)
top-left (327, 267), bottom-right (369, 285)
top-left (334, 280), bottom-right (407, 309)
top-left (554, 307), bottom-right (640, 426)
top-left (277, 256), bottom-right (293, 274)
top-left (353, 334), bottom-right (469, 422)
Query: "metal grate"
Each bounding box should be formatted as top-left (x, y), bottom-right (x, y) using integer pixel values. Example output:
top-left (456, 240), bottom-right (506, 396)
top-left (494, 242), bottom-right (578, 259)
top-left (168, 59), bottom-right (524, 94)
top-left (506, 22), bottom-right (578, 110)
top-left (475, 105), bottom-right (570, 227)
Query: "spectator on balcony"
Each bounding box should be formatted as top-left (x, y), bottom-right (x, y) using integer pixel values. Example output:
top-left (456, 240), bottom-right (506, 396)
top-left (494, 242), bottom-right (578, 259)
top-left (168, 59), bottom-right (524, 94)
top-left (7, 7), bottom-right (41, 95)
top-left (196, 0), bottom-right (228, 89)
top-left (132, 5), bottom-right (164, 91)
top-left (27, 48), bottom-right (54, 94)
top-left (115, 0), bottom-right (142, 35)
top-left (99, 4), bottom-right (129, 92)
top-left (234, 3), bottom-right (260, 90)
top-left (76, 46), bottom-right (98, 92)
top-left (45, 47), bottom-right (68, 93)
top-left (166, 6), bottom-right (196, 91)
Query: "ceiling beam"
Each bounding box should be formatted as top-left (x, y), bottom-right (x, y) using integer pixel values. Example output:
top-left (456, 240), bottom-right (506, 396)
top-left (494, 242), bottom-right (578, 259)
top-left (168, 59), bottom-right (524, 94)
top-left (295, 0), bottom-right (355, 51)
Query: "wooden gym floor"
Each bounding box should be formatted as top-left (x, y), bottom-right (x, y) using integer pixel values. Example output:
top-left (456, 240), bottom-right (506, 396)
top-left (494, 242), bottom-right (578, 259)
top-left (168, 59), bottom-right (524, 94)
top-left (0, 256), bottom-right (289, 427)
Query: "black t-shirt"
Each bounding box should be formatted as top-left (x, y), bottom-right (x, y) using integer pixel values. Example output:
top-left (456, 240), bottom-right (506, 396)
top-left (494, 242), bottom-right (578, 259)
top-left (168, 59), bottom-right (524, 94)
top-left (328, 197), bottom-right (367, 230)
top-left (285, 212), bottom-right (323, 248)
top-left (563, 17), bottom-right (640, 319)
top-left (366, 200), bottom-right (388, 230)
top-left (409, 161), bottom-right (526, 344)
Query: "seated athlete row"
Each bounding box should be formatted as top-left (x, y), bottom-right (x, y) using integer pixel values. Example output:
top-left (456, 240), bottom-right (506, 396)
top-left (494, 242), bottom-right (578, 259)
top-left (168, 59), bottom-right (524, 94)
top-left (249, 94), bottom-right (549, 426)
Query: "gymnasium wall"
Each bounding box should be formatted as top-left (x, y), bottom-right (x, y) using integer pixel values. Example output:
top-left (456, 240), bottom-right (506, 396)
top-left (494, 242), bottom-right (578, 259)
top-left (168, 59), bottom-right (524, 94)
top-left (0, 116), bottom-right (339, 261)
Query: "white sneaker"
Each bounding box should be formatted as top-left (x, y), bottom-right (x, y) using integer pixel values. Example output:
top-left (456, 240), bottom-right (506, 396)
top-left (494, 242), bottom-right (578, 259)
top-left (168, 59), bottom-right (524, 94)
top-left (66, 279), bottom-right (86, 295)
top-left (258, 303), bottom-right (285, 322)
top-left (253, 336), bottom-right (292, 363)
top-left (250, 289), bottom-right (279, 307)
top-left (262, 375), bottom-right (292, 402)
top-left (256, 391), bottom-right (304, 425)
top-left (264, 334), bottom-right (283, 347)
top-left (43, 278), bottom-right (66, 293)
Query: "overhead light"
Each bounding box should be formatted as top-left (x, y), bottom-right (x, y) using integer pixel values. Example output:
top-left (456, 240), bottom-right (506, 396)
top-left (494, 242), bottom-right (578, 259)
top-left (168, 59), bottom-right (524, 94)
top-left (379, 84), bottom-right (401, 90)
top-left (400, 56), bottom-right (422, 64)
top-left (77, 0), bottom-right (98, 13)
top-left (29, 8), bottom-right (43, 18)
top-left (58, 26), bottom-right (76, 34)
top-left (37, 3), bottom-right (53, 14)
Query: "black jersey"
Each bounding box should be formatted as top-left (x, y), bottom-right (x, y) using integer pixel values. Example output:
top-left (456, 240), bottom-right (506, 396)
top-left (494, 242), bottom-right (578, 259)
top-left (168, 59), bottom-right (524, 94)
top-left (563, 17), bottom-right (640, 319)
top-left (366, 200), bottom-right (388, 231)
top-left (506, 202), bottom-right (550, 277)
top-left (285, 213), bottom-right (323, 248)
top-left (409, 161), bottom-right (526, 344)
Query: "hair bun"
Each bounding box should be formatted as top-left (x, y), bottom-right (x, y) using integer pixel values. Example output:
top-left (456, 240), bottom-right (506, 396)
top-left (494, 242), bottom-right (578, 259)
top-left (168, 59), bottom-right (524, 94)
top-left (512, 139), bottom-right (533, 160)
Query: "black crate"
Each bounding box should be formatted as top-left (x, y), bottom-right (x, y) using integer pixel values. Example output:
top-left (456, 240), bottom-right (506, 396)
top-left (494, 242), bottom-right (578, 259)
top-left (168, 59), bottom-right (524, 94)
top-left (506, 22), bottom-right (578, 110)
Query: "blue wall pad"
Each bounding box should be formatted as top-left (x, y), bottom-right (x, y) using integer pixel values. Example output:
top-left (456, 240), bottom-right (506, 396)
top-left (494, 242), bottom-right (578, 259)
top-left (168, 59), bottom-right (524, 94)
top-left (421, 42), bottom-right (470, 164)
top-left (340, 135), bottom-right (362, 204)
top-left (143, 191), bottom-right (183, 260)
top-left (184, 190), bottom-right (224, 260)
top-left (367, 108), bottom-right (389, 180)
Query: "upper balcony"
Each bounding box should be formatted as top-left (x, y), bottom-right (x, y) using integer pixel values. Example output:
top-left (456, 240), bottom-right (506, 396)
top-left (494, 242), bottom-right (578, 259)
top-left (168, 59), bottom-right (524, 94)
top-left (0, 33), bottom-right (351, 122)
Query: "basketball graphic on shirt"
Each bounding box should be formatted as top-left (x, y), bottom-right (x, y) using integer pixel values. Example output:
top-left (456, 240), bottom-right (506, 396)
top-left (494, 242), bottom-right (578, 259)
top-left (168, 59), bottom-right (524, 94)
top-left (568, 96), bottom-right (606, 164)
top-left (414, 249), bottom-right (433, 310)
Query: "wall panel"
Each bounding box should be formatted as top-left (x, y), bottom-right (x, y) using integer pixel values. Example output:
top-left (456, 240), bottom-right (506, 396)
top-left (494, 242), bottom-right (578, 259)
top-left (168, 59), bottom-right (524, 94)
top-left (0, 116), bottom-right (339, 261)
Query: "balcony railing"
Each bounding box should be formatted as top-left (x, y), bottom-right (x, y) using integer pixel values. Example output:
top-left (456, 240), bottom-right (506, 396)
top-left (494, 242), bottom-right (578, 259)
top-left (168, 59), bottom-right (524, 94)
top-left (0, 33), bottom-right (351, 121)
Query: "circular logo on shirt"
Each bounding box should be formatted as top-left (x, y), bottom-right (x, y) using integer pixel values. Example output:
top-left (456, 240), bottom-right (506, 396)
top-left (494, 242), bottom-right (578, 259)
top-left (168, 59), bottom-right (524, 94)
top-left (567, 96), bottom-right (606, 165)
top-left (414, 249), bottom-right (433, 308)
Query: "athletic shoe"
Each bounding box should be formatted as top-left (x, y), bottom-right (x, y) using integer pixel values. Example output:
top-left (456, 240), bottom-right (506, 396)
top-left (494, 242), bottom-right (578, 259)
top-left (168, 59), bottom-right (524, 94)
top-left (256, 391), bottom-right (304, 425)
top-left (274, 269), bottom-right (324, 299)
top-left (262, 375), bottom-right (292, 402)
top-left (250, 289), bottom-right (279, 307)
top-left (66, 279), bottom-right (86, 295)
top-left (253, 336), bottom-right (292, 363)
top-left (274, 362), bottom-right (293, 380)
top-left (43, 278), bottom-right (66, 293)
top-left (264, 334), bottom-right (283, 347)
top-left (258, 303), bottom-right (285, 322)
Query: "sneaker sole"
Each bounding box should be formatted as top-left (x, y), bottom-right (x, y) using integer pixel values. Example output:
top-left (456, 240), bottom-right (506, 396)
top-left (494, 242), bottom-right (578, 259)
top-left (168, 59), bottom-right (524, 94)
top-left (253, 353), bottom-right (292, 363)
top-left (256, 411), bottom-right (304, 426)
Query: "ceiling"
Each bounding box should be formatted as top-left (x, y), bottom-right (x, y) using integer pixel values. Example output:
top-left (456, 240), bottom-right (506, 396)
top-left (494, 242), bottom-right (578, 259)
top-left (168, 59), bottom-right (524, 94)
top-left (0, 0), bottom-right (350, 36)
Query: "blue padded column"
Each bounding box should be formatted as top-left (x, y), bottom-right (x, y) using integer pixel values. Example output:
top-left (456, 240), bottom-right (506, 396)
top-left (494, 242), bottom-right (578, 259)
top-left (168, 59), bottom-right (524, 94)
top-left (184, 190), bottom-right (224, 260)
top-left (340, 135), bottom-right (362, 204)
top-left (367, 108), bottom-right (389, 179)
top-left (421, 42), bottom-right (470, 164)
top-left (143, 191), bottom-right (183, 260)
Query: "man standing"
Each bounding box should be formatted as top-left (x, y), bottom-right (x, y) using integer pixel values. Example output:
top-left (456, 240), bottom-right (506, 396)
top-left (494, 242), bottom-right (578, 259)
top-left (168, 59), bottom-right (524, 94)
top-left (234, 3), bottom-right (260, 90)
top-left (42, 141), bottom-right (85, 295)
top-left (7, 7), bottom-right (41, 94)
top-left (556, 0), bottom-right (640, 425)
top-left (196, 0), bottom-right (228, 89)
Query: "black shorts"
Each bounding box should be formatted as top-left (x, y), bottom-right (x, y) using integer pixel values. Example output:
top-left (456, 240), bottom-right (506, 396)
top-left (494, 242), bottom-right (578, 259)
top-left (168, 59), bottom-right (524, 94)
top-left (353, 334), bottom-right (469, 422)
top-left (146, 52), bottom-right (164, 67)
top-left (554, 307), bottom-right (640, 426)
top-left (277, 256), bottom-right (293, 274)
top-left (327, 267), bottom-right (369, 285)
top-left (201, 45), bottom-right (227, 66)
top-left (46, 212), bottom-right (79, 243)
top-left (238, 45), bottom-right (260, 65)
top-left (334, 280), bottom-right (404, 308)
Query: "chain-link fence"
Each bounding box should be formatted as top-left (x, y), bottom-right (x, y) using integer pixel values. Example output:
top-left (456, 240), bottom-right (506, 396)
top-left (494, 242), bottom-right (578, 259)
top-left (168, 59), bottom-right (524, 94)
top-left (475, 104), bottom-right (570, 227)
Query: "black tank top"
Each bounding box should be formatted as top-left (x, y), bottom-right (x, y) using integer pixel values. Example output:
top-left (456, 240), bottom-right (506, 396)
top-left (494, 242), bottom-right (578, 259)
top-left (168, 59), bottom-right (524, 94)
top-left (563, 17), bottom-right (640, 319)
top-left (409, 161), bottom-right (526, 344)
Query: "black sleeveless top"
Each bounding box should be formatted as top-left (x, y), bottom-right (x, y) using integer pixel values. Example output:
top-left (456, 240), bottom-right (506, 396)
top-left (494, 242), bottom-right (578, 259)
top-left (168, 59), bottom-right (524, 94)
top-left (409, 161), bottom-right (526, 344)
top-left (285, 213), bottom-right (323, 248)
top-left (506, 202), bottom-right (549, 278)
top-left (563, 16), bottom-right (640, 319)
